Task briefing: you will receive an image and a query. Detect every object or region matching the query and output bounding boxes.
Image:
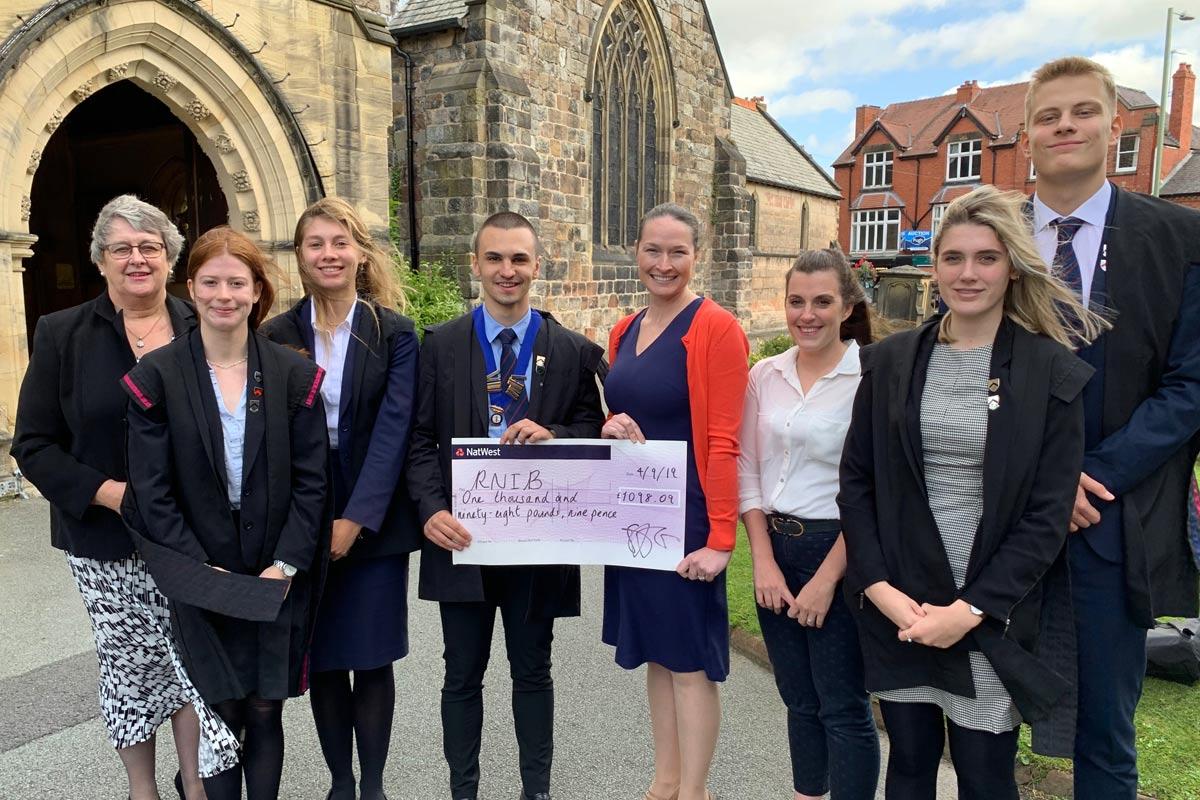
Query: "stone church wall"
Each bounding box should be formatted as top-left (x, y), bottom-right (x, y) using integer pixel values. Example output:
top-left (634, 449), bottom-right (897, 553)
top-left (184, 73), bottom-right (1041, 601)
top-left (394, 0), bottom-right (741, 342)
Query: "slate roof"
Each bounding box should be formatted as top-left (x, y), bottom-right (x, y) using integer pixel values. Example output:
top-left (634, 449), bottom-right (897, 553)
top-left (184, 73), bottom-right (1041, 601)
top-left (834, 82), bottom-right (1165, 166)
top-left (1160, 125), bottom-right (1200, 196)
top-left (391, 0), bottom-right (468, 33)
top-left (730, 101), bottom-right (841, 199)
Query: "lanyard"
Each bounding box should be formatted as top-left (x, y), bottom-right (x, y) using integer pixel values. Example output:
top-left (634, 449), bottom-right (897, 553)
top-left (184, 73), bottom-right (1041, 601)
top-left (472, 305), bottom-right (542, 425)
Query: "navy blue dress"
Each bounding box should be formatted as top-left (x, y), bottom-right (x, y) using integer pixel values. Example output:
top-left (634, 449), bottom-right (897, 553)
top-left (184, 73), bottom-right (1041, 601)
top-left (601, 298), bottom-right (730, 682)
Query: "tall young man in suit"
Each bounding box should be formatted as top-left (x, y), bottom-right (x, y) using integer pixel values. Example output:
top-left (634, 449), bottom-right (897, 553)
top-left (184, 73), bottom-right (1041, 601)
top-left (407, 212), bottom-right (605, 800)
top-left (1022, 57), bottom-right (1200, 798)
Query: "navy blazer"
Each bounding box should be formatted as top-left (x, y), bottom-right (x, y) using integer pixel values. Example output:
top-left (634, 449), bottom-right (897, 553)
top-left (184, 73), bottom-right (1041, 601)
top-left (839, 316), bottom-right (1092, 756)
top-left (1074, 186), bottom-right (1200, 624)
top-left (260, 297), bottom-right (422, 558)
top-left (120, 328), bottom-right (329, 703)
top-left (12, 292), bottom-right (195, 560)
top-left (405, 309), bottom-right (606, 615)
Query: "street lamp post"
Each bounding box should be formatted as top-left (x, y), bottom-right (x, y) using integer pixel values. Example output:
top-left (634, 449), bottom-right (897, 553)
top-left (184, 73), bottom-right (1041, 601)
top-left (1153, 7), bottom-right (1195, 197)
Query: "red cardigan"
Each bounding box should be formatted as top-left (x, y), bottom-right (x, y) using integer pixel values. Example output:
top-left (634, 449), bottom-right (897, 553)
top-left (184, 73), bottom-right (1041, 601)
top-left (608, 298), bottom-right (750, 551)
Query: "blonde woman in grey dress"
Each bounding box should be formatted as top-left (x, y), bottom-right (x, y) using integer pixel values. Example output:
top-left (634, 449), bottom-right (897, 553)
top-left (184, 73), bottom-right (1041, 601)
top-left (838, 185), bottom-right (1108, 799)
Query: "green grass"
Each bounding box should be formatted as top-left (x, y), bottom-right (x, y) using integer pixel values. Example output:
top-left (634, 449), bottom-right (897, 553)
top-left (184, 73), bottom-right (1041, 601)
top-left (725, 524), bottom-right (1200, 799)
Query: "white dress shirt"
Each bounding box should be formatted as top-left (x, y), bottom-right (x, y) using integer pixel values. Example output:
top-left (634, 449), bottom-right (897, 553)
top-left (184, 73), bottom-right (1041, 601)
top-left (738, 341), bottom-right (861, 520)
top-left (1032, 180), bottom-right (1111, 308)
top-left (311, 299), bottom-right (358, 449)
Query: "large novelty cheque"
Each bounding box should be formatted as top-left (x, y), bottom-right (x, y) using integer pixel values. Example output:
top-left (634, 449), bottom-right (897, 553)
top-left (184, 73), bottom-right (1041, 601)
top-left (450, 438), bottom-right (687, 570)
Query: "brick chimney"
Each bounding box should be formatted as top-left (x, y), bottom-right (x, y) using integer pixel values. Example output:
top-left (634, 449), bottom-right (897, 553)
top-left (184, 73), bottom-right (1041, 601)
top-left (955, 79), bottom-right (982, 104)
top-left (1170, 63), bottom-right (1195, 153)
top-left (855, 105), bottom-right (881, 137)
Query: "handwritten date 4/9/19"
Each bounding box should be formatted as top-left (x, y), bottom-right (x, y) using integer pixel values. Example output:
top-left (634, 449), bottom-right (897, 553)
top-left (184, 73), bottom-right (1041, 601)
top-left (623, 523), bottom-right (680, 558)
top-left (631, 465), bottom-right (679, 483)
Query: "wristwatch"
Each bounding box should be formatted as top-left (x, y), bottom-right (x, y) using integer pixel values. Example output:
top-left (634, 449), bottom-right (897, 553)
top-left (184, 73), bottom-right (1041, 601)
top-left (272, 559), bottom-right (298, 578)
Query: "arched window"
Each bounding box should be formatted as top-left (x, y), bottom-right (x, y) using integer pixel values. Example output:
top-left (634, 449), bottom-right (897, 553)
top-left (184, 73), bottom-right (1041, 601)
top-left (589, 2), bottom-right (672, 248)
top-left (748, 192), bottom-right (758, 249)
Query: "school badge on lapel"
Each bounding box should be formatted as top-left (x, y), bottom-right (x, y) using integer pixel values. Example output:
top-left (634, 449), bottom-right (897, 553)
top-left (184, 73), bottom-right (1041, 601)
top-left (987, 377), bottom-right (1000, 411)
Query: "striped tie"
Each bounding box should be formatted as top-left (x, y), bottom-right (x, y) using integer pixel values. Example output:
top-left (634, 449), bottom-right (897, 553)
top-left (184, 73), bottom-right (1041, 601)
top-left (1052, 216), bottom-right (1085, 299)
top-left (498, 328), bottom-right (528, 425)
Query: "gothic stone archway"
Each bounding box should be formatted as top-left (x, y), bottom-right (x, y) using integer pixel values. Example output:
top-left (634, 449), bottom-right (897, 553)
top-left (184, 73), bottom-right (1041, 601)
top-left (0, 0), bottom-right (324, 422)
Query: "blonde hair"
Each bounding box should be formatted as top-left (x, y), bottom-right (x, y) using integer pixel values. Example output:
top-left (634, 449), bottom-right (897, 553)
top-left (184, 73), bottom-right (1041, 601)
top-left (1026, 56), bottom-right (1118, 125)
top-left (931, 185), bottom-right (1110, 350)
top-left (293, 197), bottom-right (406, 337)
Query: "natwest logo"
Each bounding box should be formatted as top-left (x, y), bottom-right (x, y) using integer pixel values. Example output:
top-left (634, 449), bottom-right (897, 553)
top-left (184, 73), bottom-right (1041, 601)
top-left (456, 446), bottom-right (501, 458)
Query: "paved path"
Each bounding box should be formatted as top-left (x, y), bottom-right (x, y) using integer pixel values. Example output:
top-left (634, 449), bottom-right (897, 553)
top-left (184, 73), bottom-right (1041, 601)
top-left (0, 497), bottom-right (958, 798)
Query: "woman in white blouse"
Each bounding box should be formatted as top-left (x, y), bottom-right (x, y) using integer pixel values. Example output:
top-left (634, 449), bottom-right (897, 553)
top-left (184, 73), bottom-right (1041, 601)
top-left (738, 250), bottom-right (879, 800)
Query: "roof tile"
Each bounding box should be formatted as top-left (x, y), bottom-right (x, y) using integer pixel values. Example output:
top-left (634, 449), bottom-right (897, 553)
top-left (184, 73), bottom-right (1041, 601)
top-left (730, 102), bottom-right (841, 198)
top-left (391, 0), bottom-right (468, 31)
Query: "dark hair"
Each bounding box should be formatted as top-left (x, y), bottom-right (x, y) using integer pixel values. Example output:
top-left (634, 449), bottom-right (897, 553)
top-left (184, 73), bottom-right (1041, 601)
top-left (636, 203), bottom-right (702, 250)
top-left (472, 211), bottom-right (541, 256)
top-left (784, 248), bottom-right (871, 346)
top-left (186, 226), bottom-right (277, 329)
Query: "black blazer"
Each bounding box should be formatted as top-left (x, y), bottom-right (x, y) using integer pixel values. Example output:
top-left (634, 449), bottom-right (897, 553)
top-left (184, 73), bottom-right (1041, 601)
top-left (838, 317), bottom-right (1092, 755)
top-left (406, 309), bottom-right (606, 615)
top-left (1080, 186), bottom-right (1200, 623)
top-left (120, 328), bottom-right (329, 703)
top-left (261, 297), bottom-right (422, 558)
top-left (12, 292), bottom-right (195, 561)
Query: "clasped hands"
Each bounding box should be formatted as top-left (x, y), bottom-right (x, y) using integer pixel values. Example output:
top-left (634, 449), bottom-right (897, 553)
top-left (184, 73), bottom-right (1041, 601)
top-left (865, 582), bottom-right (982, 649)
top-left (753, 558), bottom-right (837, 627)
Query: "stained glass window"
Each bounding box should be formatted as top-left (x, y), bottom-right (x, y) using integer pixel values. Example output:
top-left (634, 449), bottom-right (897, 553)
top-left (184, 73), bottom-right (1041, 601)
top-left (590, 2), bottom-right (669, 248)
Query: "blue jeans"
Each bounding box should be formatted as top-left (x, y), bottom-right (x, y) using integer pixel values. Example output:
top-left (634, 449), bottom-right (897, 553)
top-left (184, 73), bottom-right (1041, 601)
top-left (756, 527), bottom-right (879, 799)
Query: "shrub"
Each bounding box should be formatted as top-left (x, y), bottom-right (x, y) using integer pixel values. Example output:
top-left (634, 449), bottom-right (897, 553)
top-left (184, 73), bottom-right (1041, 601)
top-left (749, 333), bottom-right (792, 366)
top-left (394, 256), bottom-right (466, 338)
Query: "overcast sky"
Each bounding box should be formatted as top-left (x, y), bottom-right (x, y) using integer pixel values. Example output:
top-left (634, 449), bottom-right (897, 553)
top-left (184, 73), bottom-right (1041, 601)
top-left (705, 0), bottom-right (1200, 172)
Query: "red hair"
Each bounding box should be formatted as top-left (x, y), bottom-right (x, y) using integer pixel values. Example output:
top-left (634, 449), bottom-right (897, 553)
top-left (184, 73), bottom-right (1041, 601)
top-left (186, 227), bottom-right (277, 328)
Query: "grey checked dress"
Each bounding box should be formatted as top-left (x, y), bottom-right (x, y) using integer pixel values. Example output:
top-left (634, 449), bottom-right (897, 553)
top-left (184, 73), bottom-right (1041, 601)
top-left (875, 343), bottom-right (1021, 733)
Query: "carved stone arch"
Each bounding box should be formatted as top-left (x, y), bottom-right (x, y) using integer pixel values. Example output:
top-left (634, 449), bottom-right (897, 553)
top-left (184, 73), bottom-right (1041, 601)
top-left (0, 0), bottom-right (328, 415)
top-left (585, 0), bottom-right (677, 249)
top-left (0, 0), bottom-right (324, 241)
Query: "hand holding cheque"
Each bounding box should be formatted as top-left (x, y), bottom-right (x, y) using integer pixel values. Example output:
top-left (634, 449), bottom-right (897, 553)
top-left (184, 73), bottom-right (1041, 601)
top-left (446, 437), bottom-right (688, 570)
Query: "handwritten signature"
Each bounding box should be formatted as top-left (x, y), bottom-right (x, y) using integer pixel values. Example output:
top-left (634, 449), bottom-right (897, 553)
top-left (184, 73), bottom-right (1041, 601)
top-left (623, 523), bottom-right (680, 558)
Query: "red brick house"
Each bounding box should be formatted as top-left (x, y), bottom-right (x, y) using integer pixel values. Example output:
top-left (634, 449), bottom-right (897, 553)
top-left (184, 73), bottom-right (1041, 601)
top-left (833, 65), bottom-right (1198, 266)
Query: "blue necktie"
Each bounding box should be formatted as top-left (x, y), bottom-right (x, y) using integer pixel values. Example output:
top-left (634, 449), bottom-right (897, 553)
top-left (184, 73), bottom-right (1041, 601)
top-left (1052, 216), bottom-right (1085, 299)
top-left (497, 328), bottom-right (528, 426)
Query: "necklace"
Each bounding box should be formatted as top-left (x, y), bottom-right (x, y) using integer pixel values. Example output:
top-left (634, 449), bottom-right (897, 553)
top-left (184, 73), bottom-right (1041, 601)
top-left (125, 312), bottom-right (166, 349)
top-left (206, 356), bottom-right (248, 370)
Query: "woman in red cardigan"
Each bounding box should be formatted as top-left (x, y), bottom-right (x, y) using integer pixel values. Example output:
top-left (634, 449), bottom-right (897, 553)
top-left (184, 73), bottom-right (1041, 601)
top-left (602, 203), bottom-right (750, 800)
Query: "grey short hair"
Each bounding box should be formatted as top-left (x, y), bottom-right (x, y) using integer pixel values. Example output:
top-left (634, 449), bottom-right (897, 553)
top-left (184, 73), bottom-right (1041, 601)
top-left (90, 195), bottom-right (185, 267)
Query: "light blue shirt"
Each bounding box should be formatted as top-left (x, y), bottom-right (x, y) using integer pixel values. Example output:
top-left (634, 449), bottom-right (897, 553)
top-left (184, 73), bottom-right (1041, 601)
top-left (1032, 180), bottom-right (1111, 308)
top-left (480, 305), bottom-right (534, 438)
top-left (208, 368), bottom-right (248, 509)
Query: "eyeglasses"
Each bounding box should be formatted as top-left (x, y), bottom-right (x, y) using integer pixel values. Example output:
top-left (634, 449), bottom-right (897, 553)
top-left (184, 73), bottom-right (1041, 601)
top-left (105, 242), bottom-right (165, 259)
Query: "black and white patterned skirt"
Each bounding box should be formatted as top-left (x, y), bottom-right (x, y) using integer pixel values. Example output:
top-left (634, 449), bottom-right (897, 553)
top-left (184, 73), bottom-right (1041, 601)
top-left (67, 553), bottom-right (240, 776)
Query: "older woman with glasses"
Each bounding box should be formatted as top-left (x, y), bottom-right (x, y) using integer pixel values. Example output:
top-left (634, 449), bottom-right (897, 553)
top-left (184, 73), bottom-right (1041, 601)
top-left (13, 195), bottom-right (229, 800)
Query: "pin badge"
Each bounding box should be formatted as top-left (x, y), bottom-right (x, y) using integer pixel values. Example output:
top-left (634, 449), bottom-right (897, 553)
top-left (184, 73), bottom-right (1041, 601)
top-left (535, 355), bottom-right (547, 375)
top-left (249, 400), bottom-right (261, 413)
top-left (987, 378), bottom-right (1000, 393)
top-left (987, 395), bottom-right (1000, 411)
top-left (1099, 243), bottom-right (1108, 272)
top-left (254, 370), bottom-right (263, 383)
top-left (490, 412), bottom-right (503, 426)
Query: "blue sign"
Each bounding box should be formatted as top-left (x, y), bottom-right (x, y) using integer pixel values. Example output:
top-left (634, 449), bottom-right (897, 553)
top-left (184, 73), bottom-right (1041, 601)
top-left (901, 230), bottom-right (932, 252)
